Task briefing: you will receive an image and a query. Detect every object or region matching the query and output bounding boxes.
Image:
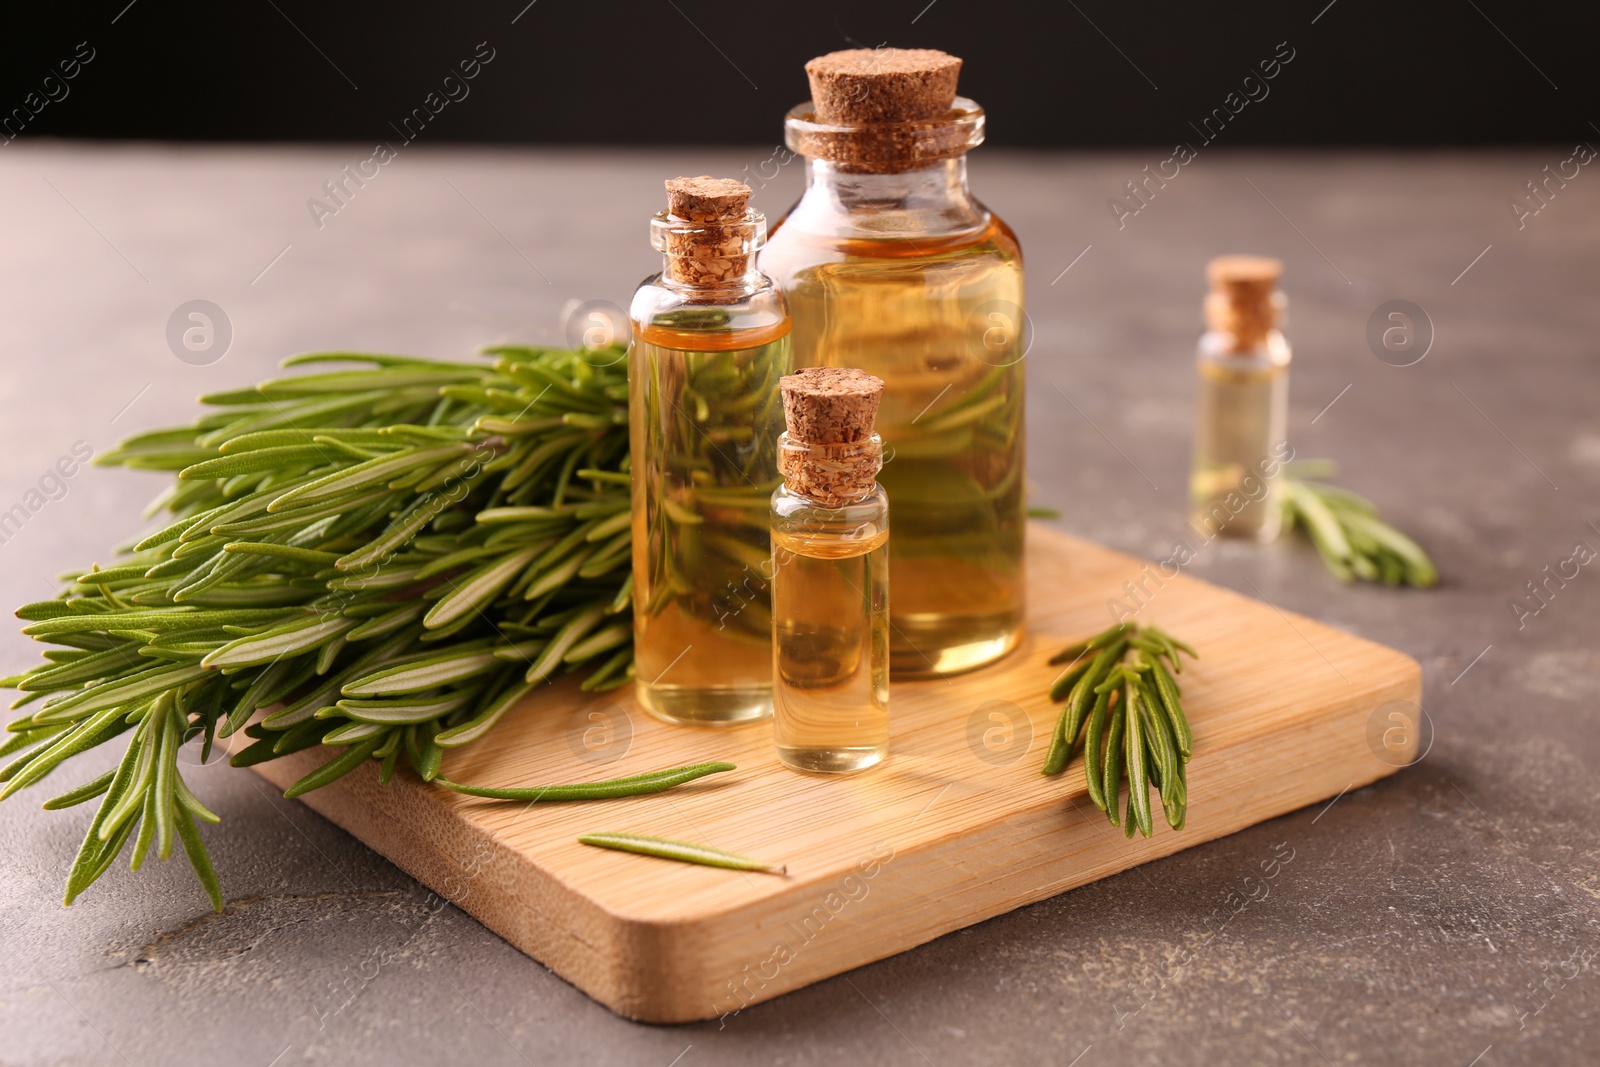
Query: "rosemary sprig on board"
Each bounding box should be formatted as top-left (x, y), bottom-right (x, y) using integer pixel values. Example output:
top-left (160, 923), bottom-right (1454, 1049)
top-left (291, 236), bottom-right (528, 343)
top-left (1282, 461), bottom-right (1437, 588)
top-left (1042, 622), bottom-right (1196, 836)
top-left (0, 344), bottom-right (706, 909)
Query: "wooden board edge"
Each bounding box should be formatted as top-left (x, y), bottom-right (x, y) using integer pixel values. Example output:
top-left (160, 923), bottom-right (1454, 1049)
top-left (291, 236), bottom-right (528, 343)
top-left (620, 652), bottom-right (1423, 1022)
top-left (252, 647), bottom-right (1422, 1023)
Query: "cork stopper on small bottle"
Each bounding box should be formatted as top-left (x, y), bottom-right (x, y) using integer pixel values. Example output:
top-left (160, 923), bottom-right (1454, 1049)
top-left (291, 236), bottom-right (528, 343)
top-left (778, 367), bottom-right (885, 506)
top-left (805, 48), bottom-right (962, 125)
top-left (660, 176), bottom-right (758, 289)
top-left (1205, 255), bottom-right (1284, 352)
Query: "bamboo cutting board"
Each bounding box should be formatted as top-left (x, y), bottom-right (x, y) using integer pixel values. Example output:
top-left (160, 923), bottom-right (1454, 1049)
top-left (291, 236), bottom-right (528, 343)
top-left (252, 524), bottom-right (1421, 1023)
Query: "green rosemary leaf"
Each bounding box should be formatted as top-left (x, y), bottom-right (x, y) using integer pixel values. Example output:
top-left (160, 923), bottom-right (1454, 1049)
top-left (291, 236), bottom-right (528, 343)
top-left (1141, 624), bottom-right (1197, 672)
top-left (153, 702), bottom-right (181, 861)
top-left (258, 368), bottom-right (483, 397)
top-left (21, 608), bottom-right (284, 639)
top-left (340, 649), bottom-right (504, 697)
top-left (1082, 686), bottom-right (1112, 810)
top-left (222, 542), bottom-right (344, 566)
top-left (200, 615), bottom-right (358, 669)
top-left (577, 832), bottom-right (785, 874)
top-left (28, 664), bottom-right (210, 727)
top-left (432, 678), bottom-right (534, 748)
top-left (1102, 698), bottom-right (1126, 825)
top-left (1145, 654), bottom-right (1192, 758)
top-left (17, 646), bottom-right (140, 692)
top-left (174, 774), bottom-right (220, 824)
top-left (179, 446), bottom-right (337, 482)
top-left (42, 769), bottom-right (116, 810)
top-left (320, 720), bottom-right (392, 745)
top-left (434, 761), bottom-right (736, 802)
top-left (14, 600), bottom-right (79, 622)
top-left (330, 689), bottom-right (480, 725)
top-left (424, 546), bottom-right (543, 630)
top-left (174, 807), bottom-right (225, 912)
top-left (282, 734), bottom-right (387, 797)
top-left (1124, 687), bottom-right (1154, 838)
top-left (267, 444), bottom-right (468, 513)
top-left (563, 623), bottom-right (630, 664)
top-left (1046, 656), bottom-right (1094, 704)
top-left (0, 704), bottom-right (127, 799)
top-left (524, 605), bottom-right (606, 684)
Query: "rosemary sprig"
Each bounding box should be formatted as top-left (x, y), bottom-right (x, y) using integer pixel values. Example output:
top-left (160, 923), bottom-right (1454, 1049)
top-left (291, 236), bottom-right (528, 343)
top-left (577, 831), bottom-right (787, 874)
top-left (1282, 462), bottom-right (1437, 589)
top-left (1, 344), bottom-right (679, 908)
top-left (1042, 622), bottom-right (1197, 836)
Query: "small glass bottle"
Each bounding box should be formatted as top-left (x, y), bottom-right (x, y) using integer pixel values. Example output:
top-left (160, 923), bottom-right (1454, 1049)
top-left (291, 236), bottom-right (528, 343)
top-left (770, 367), bottom-right (890, 774)
top-left (759, 48), bottom-right (1025, 679)
top-left (628, 177), bottom-right (791, 726)
top-left (1189, 255), bottom-right (1291, 542)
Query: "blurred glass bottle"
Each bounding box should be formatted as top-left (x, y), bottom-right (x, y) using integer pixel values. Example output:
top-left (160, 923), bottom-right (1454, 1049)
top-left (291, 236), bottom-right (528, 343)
top-left (628, 177), bottom-right (791, 725)
top-left (759, 48), bottom-right (1025, 678)
top-left (770, 367), bottom-right (890, 774)
top-left (1189, 255), bottom-right (1290, 542)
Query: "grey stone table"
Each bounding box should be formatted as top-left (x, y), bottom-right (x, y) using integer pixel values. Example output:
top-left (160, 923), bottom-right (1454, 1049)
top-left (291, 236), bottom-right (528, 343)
top-left (1, 145), bottom-right (1596, 1066)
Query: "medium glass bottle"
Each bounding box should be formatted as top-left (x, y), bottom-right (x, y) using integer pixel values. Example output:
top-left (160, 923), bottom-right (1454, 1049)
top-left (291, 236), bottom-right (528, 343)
top-left (758, 48), bottom-right (1025, 679)
top-left (1189, 255), bottom-right (1290, 542)
top-left (628, 177), bottom-right (791, 725)
top-left (770, 367), bottom-right (889, 774)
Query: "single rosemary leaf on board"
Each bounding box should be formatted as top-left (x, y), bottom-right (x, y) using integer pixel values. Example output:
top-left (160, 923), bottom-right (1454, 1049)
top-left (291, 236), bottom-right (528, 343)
top-left (577, 831), bottom-right (786, 874)
top-left (434, 762), bottom-right (736, 802)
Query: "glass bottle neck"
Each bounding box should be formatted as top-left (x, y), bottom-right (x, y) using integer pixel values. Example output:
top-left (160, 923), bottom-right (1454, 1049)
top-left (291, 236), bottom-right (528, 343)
top-left (1199, 329), bottom-right (1291, 367)
top-left (787, 156), bottom-right (988, 238)
top-left (655, 259), bottom-right (764, 298)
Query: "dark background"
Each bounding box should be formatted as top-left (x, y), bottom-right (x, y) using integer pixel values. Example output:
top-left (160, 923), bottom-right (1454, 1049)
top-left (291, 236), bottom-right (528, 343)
top-left (4, 0), bottom-right (1595, 148)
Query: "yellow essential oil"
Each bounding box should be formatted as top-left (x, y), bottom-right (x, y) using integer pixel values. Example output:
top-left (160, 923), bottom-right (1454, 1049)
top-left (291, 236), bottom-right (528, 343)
top-left (1188, 256), bottom-right (1290, 542)
top-left (761, 49), bottom-right (1025, 678)
top-left (770, 368), bottom-right (890, 774)
top-left (628, 178), bottom-right (791, 725)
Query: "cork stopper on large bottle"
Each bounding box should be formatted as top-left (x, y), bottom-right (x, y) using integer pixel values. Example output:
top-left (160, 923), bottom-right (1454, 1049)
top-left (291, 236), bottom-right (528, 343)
top-left (660, 176), bottom-right (757, 288)
top-left (778, 367), bottom-right (884, 506)
top-left (790, 49), bottom-right (977, 174)
top-left (1205, 255), bottom-right (1284, 352)
top-left (805, 48), bottom-right (962, 125)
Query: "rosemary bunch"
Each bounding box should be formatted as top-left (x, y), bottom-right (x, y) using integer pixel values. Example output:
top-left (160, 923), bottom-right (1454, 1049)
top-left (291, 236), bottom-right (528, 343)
top-left (1042, 622), bottom-right (1196, 837)
top-left (0, 345), bottom-right (692, 908)
top-left (1281, 461), bottom-right (1437, 588)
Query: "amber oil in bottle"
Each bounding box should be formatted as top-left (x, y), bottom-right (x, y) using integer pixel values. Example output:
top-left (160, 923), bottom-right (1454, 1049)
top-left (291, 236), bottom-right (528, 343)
top-left (759, 49), bottom-right (1024, 678)
top-left (771, 367), bottom-right (890, 773)
top-left (1189, 255), bottom-right (1290, 542)
top-left (628, 177), bottom-right (791, 725)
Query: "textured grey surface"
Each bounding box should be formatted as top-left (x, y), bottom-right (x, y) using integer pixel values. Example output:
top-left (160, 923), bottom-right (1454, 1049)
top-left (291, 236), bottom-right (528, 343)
top-left (1, 144), bottom-right (1597, 1066)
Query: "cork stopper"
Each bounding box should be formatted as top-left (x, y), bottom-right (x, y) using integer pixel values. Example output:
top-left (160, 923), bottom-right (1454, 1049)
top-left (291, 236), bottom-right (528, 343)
top-left (658, 176), bottom-right (759, 290)
top-left (789, 49), bottom-right (979, 174)
top-left (665, 176), bottom-right (750, 221)
top-left (1205, 255), bottom-right (1284, 351)
top-left (778, 368), bottom-right (885, 506)
top-left (805, 49), bottom-right (962, 125)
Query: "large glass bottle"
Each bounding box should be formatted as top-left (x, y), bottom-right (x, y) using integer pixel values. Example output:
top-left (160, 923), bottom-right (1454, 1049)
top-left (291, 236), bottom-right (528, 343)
top-left (759, 49), bottom-right (1025, 678)
top-left (1189, 255), bottom-right (1290, 542)
top-left (628, 177), bottom-right (791, 725)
